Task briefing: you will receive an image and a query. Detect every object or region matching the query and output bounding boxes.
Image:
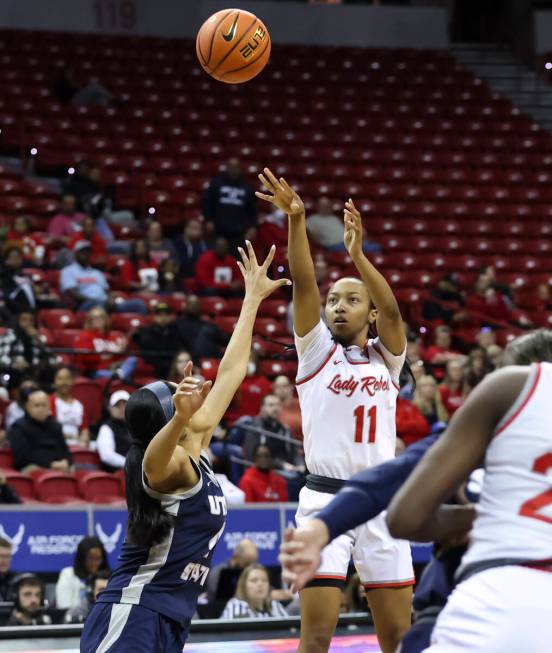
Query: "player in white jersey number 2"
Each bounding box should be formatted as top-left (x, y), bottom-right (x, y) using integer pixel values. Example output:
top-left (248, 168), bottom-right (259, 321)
top-left (387, 330), bottom-right (552, 652)
top-left (256, 168), bottom-right (414, 653)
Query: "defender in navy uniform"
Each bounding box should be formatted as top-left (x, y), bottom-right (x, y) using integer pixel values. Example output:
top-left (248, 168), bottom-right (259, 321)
top-left (81, 242), bottom-right (291, 652)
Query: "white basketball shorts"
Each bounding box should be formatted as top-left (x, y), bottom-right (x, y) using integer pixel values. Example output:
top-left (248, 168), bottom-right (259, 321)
top-left (295, 486), bottom-right (414, 588)
top-left (422, 565), bottom-right (552, 652)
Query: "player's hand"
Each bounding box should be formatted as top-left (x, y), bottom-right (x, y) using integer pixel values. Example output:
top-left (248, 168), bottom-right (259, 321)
top-left (256, 168), bottom-right (305, 219)
top-left (343, 198), bottom-right (364, 259)
top-left (237, 241), bottom-right (291, 301)
top-left (279, 519), bottom-right (329, 593)
top-left (173, 362), bottom-right (212, 421)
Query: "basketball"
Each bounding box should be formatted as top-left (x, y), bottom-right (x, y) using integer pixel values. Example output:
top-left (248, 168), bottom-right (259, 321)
top-left (196, 8), bottom-right (271, 84)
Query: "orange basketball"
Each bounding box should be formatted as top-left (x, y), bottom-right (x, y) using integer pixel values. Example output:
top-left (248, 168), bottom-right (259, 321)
top-left (196, 8), bottom-right (271, 84)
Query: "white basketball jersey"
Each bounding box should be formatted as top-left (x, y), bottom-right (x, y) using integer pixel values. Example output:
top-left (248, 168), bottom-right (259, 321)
top-left (461, 362), bottom-right (552, 570)
top-left (295, 321), bottom-right (404, 479)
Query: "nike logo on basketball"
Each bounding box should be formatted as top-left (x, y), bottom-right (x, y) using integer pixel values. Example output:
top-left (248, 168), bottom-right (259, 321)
top-left (222, 15), bottom-right (239, 41)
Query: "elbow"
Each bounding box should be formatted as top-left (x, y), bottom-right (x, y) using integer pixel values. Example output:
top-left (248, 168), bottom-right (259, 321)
top-left (386, 509), bottom-right (419, 540)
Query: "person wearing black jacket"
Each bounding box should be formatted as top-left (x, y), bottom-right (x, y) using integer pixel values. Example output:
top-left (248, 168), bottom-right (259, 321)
top-left (8, 390), bottom-right (72, 473)
top-left (172, 219), bottom-right (209, 278)
top-left (175, 295), bottom-right (229, 360)
top-left (202, 158), bottom-right (257, 250)
top-left (132, 303), bottom-right (183, 377)
top-left (0, 312), bottom-right (50, 386)
top-left (0, 246), bottom-right (36, 314)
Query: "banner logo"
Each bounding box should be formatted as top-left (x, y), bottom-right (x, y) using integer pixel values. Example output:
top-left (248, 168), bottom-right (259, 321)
top-left (0, 524), bottom-right (25, 555)
top-left (95, 523), bottom-right (123, 554)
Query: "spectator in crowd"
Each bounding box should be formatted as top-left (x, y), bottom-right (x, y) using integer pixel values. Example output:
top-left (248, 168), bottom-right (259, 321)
top-left (96, 390), bottom-right (131, 473)
top-left (60, 241), bottom-right (146, 313)
top-left (0, 312), bottom-right (50, 384)
top-left (421, 273), bottom-right (466, 325)
top-left (158, 258), bottom-right (182, 294)
top-left (242, 395), bottom-right (302, 474)
top-left (535, 283), bottom-right (552, 312)
top-left (221, 564), bottom-right (288, 619)
top-left (0, 471), bottom-right (21, 504)
top-left (255, 207), bottom-right (288, 257)
top-left (422, 325), bottom-right (463, 379)
top-left (3, 380), bottom-right (38, 431)
top-left (209, 425), bottom-right (247, 491)
top-left (475, 326), bottom-right (496, 351)
top-left (206, 538), bottom-right (259, 611)
top-left (239, 445), bottom-right (289, 503)
top-left (0, 537), bottom-right (15, 601)
top-left (306, 197), bottom-right (380, 253)
top-left (54, 67), bottom-right (113, 106)
top-left (344, 573), bottom-right (369, 614)
top-left (202, 158), bottom-right (257, 250)
top-left (55, 536), bottom-right (110, 610)
top-left (0, 246), bottom-right (37, 314)
top-left (62, 160), bottom-right (96, 210)
top-left (395, 394), bottom-right (430, 449)
top-left (167, 350), bottom-right (194, 383)
top-left (75, 307), bottom-right (137, 381)
top-left (466, 274), bottom-right (523, 327)
top-left (438, 358), bottom-right (468, 418)
top-left (413, 375), bottom-right (449, 431)
top-left (175, 295), bottom-right (229, 360)
top-left (64, 570), bottom-right (110, 624)
top-left (172, 219), bottom-right (209, 278)
top-left (195, 236), bottom-right (243, 297)
top-left (119, 239), bottom-right (159, 293)
top-left (133, 303), bottom-right (182, 378)
top-left (272, 375), bottom-right (302, 439)
top-left (5, 216), bottom-right (46, 265)
top-left (67, 216), bottom-right (107, 268)
top-left (464, 346), bottom-right (493, 391)
top-left (48, 194), bottom-right (85, 241)
top-left (49, 367), bottom-right (89, 446)
top-left (145, 221), bottom-right (177, 265)
top-left (225, 349), bottom-right (272, 424)
top-left (8, 389), bottom-right (72, 473)
top-left (7, 575), bottom-right (51, 626)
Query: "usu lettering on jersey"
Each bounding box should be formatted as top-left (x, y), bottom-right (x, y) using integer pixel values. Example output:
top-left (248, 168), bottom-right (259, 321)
top-left (98, 454), bottom-right (226, 626)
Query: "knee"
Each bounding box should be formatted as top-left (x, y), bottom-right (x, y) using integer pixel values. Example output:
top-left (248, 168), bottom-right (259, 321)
top-left (377, 622), bottom-right (410, 653)
top-left (300, 628), bottom-right (333, 653)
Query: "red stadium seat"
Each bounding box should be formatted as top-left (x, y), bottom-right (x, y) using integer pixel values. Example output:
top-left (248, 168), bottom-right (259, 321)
top-left (69, 446), bottom-right (100, 469)
top-left (38, 308), bottom-right (76, 329)
top-left (254, 318), bottom-right (289, 339)
top-left (258, 359), bottom-right (298, 379)
top-left (33, 472), bottom-right (83, 504)
top-left (72, 379), bottom-right (105, 426)
top-left (2, 471), bottom-right (34, 501)
top-left (258, 300), bottom-right (288, 319)
top-left (0, 450), bottom-right (14, 469)
top-left (110, 313), bottom-right (151, 331)
top-left (77, 472), bottom-right (124, 503)
top-left (200, 358), bottom-right (220, 381)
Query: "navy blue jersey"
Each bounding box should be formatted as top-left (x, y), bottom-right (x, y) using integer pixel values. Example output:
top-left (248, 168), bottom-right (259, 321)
top-left (98, 453), bottom-right (226, 626)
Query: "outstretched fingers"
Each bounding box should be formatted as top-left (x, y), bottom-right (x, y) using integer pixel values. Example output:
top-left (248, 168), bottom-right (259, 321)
top-left (261, 244), bottom-right (276, 270)
top-left (245, 239), bottom-right (258, 268)
top-left (237, 246), bottom-right (251, 271)
top-left (264, 167), bottom-right (282, 190)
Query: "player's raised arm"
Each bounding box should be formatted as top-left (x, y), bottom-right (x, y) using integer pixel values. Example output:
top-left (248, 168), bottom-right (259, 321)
top-left (256, 168), bottom-right (320, 337)
top-left (343, 199), bottom-right (405, 356)
top-left (188, 242), bottom-right (291, 445)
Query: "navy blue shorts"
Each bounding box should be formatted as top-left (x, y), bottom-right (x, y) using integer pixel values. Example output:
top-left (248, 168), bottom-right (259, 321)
top-left (80, 602), bottom-right (187, 653)
top-left (398, 620), bottom-right (434, 653)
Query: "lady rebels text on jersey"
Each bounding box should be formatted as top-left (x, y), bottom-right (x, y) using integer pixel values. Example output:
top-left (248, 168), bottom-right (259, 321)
top-left (295, 319), bottom-right (406, 478)
top-left (97, 454), bottom-right (227, 626)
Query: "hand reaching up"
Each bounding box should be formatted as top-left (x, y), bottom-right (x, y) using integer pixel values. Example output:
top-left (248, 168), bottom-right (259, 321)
top-left (256, 168), bottom-right (305, 219)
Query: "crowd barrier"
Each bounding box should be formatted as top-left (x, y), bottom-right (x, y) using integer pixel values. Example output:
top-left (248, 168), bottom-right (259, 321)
top-left (0, 504), bottom-right (432, 573)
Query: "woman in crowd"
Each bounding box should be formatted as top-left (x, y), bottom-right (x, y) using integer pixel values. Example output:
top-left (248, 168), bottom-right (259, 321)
top-left (438, 358), bottom-right (468, 418)
top-left (55, 536), bottom-right (110, 610)
top-left (221, 564), bottom-right (288, 619)
top-left (413, 375), bottom-right (449, 430)
top-left (49, 367), bottom-right (89, 446)
top-left (119, 238), bottom-right (158, 292)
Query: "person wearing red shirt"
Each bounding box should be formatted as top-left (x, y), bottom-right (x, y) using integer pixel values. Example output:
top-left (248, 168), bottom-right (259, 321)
top-left (195, 237), bottom-right (243, 297)
top-left (48, 194), bottom-right (86, 241)
top-left (6, 216), bottom-right (46, 265)
top-left (68, 216), bottom-right (107, 267)
top-left (119, 238), bottom-right (159, 292)
top-left (438, 358), bottom-right (467, 417)
top-left (239, 445), bottom-right (288, 503)
top-left (272, 375), bottom-right (302, 440)
top-left (395, 396), bottom-right (430, 449)
top-left (225, 350), bottom-right (272, 423)
top-left (74, 306), bottom-right (136, 380)
top-left (423, 325), bottom-right (463, 380)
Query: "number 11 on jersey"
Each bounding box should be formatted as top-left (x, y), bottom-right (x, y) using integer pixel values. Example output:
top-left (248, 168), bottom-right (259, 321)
top-left (353, 405), bottom-right (377, 444)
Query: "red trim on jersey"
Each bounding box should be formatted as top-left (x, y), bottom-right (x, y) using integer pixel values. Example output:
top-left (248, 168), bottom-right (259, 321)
top-left (495, 363), bottom-right (542, 437)
top-left (523, 564), bottom-right (552, 573)
top-left (343, 351), bottom-right (370, 366)
top-left (313, 573), bottom-right (347, 581)
top-left (296, 343), bottom-right (338, 386)
top-left (363, 578), bottom-right (415, 589)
